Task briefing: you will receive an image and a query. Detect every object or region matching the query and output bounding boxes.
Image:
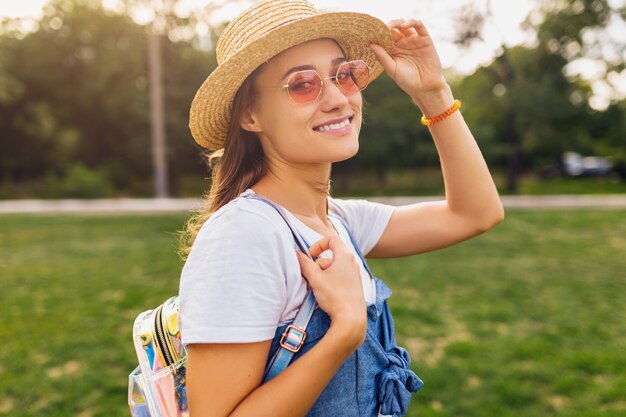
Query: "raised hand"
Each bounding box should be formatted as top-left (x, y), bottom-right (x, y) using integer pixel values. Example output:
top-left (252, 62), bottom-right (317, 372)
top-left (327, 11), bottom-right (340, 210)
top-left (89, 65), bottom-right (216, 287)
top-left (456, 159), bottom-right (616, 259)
top-left (369, 19), bottom-right (447, 105)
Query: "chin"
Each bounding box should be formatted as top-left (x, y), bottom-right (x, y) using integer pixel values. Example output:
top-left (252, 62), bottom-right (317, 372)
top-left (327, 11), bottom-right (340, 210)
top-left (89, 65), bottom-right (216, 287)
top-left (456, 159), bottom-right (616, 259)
top-left (331, 140), bottom-right (359, 163)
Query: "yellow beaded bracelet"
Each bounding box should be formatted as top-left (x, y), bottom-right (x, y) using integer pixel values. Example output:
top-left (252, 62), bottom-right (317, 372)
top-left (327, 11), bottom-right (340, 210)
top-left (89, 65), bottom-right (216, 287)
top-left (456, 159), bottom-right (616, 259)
top-left (420, 99), bottom-right (462, 126)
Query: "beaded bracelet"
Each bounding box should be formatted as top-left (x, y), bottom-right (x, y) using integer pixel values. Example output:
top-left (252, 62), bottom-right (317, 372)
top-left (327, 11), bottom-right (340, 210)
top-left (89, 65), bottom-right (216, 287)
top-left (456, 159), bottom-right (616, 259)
top-left (420, 99), bottom-right (462, 126)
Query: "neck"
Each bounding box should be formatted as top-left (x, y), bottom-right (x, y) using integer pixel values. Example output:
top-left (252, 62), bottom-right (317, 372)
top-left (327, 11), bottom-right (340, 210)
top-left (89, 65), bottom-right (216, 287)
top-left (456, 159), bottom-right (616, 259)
top-left (251, 162), bottom-right (331, 221)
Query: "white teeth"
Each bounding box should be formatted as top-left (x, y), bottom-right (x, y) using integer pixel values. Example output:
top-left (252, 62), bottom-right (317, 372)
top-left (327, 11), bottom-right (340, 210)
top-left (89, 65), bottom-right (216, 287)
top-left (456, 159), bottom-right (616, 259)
top-left (315, 118), bottom-right (350, 132)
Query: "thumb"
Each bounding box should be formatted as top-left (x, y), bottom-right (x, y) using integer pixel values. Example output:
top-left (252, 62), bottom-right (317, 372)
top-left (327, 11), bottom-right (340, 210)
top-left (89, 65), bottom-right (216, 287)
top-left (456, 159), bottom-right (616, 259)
top-left (369, 43), bottom-right (396, 76)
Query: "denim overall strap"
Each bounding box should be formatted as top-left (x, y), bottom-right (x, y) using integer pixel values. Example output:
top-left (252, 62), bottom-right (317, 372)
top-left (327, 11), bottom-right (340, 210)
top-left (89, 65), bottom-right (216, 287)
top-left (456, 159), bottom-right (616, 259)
top-left (244, 194), bottom-right (319, 383)
top-left (331, 214), bottom-right (423, 416)
top-left (329, 214), bottom-right (375, 279)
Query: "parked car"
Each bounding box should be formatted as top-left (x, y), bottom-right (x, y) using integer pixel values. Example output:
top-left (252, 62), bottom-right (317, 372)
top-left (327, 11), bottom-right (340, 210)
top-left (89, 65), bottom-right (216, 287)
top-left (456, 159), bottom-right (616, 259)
top-left (563, 152), bottom-right (613, 177)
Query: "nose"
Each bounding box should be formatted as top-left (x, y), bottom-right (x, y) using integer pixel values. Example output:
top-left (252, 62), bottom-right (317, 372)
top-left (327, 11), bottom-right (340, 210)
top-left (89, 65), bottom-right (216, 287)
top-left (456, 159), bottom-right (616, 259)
top-left (319, 77), bottom-right (351, 111)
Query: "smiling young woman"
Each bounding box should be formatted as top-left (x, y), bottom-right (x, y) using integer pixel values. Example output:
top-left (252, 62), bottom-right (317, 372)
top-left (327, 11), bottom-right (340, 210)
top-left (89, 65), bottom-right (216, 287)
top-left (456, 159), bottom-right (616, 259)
top-left (178, 1), bottom-right (504, 416)
top-left (241, 39), bottom-right (364, 168)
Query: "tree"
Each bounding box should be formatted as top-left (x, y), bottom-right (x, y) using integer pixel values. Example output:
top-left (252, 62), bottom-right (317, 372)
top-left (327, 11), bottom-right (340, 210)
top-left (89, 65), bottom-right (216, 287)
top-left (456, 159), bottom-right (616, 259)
top-left (0, 35), bottom-right (59, 183)
top-left (458, 45), bottom-right (590, 173)
top-left (452, 0), bottom-right (625, 191)
top-left (1, 1), bottom-right (148, 186)
top-left (0, 0), bottom-right (221, 195)
top-left (584, 99), bottom-right (626, 178)
top-left (111, 0), bottom-right (248, 196)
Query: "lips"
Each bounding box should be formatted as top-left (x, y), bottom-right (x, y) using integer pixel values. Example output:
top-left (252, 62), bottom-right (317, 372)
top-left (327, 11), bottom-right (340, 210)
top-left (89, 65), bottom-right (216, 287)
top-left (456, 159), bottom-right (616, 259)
top-left (313, 115), bottom-right (354, 132)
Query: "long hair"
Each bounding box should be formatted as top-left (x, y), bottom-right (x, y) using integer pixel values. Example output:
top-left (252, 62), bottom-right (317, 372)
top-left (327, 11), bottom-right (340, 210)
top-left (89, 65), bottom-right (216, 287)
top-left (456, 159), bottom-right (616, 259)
top-left (179, 69), bottom-right (265, 259)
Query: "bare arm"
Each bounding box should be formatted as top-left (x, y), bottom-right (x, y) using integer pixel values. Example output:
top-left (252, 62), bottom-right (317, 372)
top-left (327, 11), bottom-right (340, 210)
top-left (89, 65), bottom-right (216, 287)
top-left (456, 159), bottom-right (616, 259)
top-left (187, 321), bottom-right (361, 417)
top-left (368, 20), bottom-right (504, 258)
top-left (187, 236), bottom-right (367, 417)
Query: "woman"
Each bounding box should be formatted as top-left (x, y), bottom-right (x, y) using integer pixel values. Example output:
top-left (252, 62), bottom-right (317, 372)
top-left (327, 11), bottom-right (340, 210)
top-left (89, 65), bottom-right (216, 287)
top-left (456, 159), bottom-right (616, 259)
top-left (179, 0), bottom-right (504, 416)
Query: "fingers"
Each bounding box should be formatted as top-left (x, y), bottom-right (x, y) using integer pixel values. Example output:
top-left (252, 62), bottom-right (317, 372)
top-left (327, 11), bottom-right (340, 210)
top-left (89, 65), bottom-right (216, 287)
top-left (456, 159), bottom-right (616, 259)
top-left (307, 235), bottom-right (349, 258)
top-left (401, 19), bottom-right (430, 37)
top-left (370, 18), bottom-right (431, 76)
top-left (315, 257), bottom-right (333, 270)
top-left (295, 250), bottom-right (318, 278)
top-left (295, 236), bottom-right (344, 275)
top-left (387, 18), bottom-right (406, 28)
top-left (294, 250), bottom-right (337, 287)
top-left (368, 43), bottom-right (396, 75)
top-left (307, 236), bottom-right (329, 258)
top-left (387, 19), bottom-right (429, 39)
top-left (390, 28), bottom-right (404, 43)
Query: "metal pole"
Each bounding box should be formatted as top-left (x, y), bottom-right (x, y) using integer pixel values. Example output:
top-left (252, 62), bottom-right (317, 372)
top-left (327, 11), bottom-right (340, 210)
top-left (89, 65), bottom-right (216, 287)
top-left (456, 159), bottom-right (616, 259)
top-left (148, 27), bottom-right (169, 198)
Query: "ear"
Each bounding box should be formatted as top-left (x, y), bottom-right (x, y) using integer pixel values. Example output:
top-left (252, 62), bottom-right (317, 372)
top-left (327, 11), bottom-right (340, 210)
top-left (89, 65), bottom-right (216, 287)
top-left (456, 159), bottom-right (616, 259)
top-left (239, 107), bottom-right (263, 133)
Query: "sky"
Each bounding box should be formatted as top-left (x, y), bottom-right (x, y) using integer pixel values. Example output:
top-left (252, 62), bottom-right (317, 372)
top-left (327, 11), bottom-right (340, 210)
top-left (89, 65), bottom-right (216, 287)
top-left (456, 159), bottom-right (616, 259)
top-left (1, 0), bottom-right (624, 108)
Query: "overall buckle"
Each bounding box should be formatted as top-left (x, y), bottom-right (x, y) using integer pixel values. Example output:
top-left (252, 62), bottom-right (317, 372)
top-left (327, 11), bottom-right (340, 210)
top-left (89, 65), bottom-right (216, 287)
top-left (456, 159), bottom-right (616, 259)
top-left (279, 325), bottom-right (307, 353)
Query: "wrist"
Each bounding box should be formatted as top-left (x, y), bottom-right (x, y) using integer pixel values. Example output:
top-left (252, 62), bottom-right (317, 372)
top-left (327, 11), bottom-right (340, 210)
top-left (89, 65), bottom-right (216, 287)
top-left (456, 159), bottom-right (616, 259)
top-left (328, 315), bottom-right (367, 353)
top-left (411, 83), bottom-right (455, 117)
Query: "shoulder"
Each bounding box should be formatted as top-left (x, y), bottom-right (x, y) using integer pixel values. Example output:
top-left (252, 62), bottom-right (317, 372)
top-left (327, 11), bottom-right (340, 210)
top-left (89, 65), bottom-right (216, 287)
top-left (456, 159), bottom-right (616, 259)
top-left (198, 194), bottom-right (293, 244)
top-left (179, 194), bottom-right (299, 344)
top-left (328, 196), bottom-right (395, 225)
top-left (328, 196), bottom-right (396, 256)
top-left (184, 194), bottom-right (299, 273)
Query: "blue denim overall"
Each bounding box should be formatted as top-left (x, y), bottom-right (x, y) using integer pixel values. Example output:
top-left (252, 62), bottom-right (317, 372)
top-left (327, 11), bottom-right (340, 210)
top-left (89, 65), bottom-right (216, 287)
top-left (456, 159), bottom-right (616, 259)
top-left (266, 214), bottom-right (424, 417)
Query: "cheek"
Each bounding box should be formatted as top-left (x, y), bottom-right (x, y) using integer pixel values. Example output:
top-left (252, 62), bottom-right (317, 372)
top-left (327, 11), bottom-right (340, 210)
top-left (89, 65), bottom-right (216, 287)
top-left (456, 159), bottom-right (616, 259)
top-left (255, 102), bottom-right (311, 153)
top-left (351, 93), bottom-right (364, 113)
top-left (266, 108), bottom-right (311, 140)
top-left (258, 96), bottom-right (311, 135)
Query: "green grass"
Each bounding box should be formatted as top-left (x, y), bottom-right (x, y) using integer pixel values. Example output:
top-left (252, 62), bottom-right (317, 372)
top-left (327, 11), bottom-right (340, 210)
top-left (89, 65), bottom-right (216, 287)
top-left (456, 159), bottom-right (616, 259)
top-left (1, 210), bottom-right (625, 416)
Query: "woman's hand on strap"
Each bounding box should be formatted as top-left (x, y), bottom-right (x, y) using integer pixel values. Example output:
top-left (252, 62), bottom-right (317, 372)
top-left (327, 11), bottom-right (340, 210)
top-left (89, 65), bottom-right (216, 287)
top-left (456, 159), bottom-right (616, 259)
top-left (188, 236), bottom-right (368, 417)
top-left (369, 19), bottom-right (449, 110)
top-left (296, 236), bottom-right (367, 348)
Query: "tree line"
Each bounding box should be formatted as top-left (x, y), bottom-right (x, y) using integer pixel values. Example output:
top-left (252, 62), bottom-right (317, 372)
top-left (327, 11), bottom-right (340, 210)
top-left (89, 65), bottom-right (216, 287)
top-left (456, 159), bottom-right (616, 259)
top-left (0, 0), bottom-right (624, 198)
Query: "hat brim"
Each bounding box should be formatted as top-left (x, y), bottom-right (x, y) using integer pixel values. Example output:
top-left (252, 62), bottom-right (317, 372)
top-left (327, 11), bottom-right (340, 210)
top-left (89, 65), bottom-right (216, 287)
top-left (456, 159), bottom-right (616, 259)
top-left (189, 12), bottom-right (392, 150)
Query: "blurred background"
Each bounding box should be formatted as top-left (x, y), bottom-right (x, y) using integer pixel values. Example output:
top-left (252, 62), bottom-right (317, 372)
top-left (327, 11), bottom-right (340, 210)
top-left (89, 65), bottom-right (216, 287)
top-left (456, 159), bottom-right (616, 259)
top-left (0, 0), bottom-right (624, 199)
top-left (1, 1), bottom-right (626, 417)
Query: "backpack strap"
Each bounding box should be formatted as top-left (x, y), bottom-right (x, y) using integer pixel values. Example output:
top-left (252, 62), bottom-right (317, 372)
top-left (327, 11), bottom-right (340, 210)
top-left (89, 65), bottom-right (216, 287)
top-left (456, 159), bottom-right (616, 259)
top-left (243, 194), bottom-right (318, 383)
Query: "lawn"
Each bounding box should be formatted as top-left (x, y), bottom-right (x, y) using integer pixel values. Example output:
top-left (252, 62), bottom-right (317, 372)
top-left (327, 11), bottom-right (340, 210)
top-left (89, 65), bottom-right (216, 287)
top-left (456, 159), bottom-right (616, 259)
top-left (0, 210), bottom-right (625, 417)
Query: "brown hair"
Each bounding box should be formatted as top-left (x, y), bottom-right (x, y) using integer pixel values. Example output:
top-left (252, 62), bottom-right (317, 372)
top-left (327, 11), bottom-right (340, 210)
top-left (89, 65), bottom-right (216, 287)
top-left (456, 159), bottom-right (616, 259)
top-left (179, 69), bottom-right (265, 259)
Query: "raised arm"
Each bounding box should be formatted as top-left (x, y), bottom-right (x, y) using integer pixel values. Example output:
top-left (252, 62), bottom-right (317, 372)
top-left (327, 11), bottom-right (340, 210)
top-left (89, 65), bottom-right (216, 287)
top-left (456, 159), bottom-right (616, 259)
top-left (368, 20), bottom-right (504, 258)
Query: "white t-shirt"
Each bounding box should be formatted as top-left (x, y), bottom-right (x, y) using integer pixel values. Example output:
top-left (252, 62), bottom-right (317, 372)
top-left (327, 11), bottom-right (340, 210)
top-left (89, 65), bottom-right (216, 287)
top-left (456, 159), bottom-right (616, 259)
top-left (179, 188), bottom-right (395, 345)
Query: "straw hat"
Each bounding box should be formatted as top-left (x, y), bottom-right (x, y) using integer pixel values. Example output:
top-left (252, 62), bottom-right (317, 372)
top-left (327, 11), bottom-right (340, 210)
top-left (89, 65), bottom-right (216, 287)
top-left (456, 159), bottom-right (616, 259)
top-left (189, 0), bottom-right (393, 150)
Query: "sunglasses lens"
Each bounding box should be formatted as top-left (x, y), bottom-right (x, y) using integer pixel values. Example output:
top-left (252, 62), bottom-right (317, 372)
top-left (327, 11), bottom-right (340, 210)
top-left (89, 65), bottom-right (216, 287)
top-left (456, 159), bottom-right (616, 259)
top-left (284, 61), bottom-right (370, 103)
top-left (336, 60), bottom-right (370, 94)
top-left (286, 70), bottom-right (322, 103)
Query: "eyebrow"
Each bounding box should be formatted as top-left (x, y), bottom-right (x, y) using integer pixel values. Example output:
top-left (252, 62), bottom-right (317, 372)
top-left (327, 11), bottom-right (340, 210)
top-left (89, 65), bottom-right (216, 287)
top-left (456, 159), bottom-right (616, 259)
top-left (281, 57), bottom-right (347, 80)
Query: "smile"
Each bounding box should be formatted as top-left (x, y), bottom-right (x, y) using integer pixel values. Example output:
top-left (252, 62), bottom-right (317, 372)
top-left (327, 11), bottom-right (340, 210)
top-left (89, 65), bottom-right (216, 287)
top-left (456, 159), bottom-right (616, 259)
top-left (313, 116), bottom-right (353, 133)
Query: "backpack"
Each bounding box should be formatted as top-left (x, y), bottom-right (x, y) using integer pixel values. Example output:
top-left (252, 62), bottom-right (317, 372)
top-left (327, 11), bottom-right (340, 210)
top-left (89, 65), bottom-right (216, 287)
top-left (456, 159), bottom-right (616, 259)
top-left (128, 296), bottom-right (187, 417)
top-left (128, 195), bottom-right (318, 417)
